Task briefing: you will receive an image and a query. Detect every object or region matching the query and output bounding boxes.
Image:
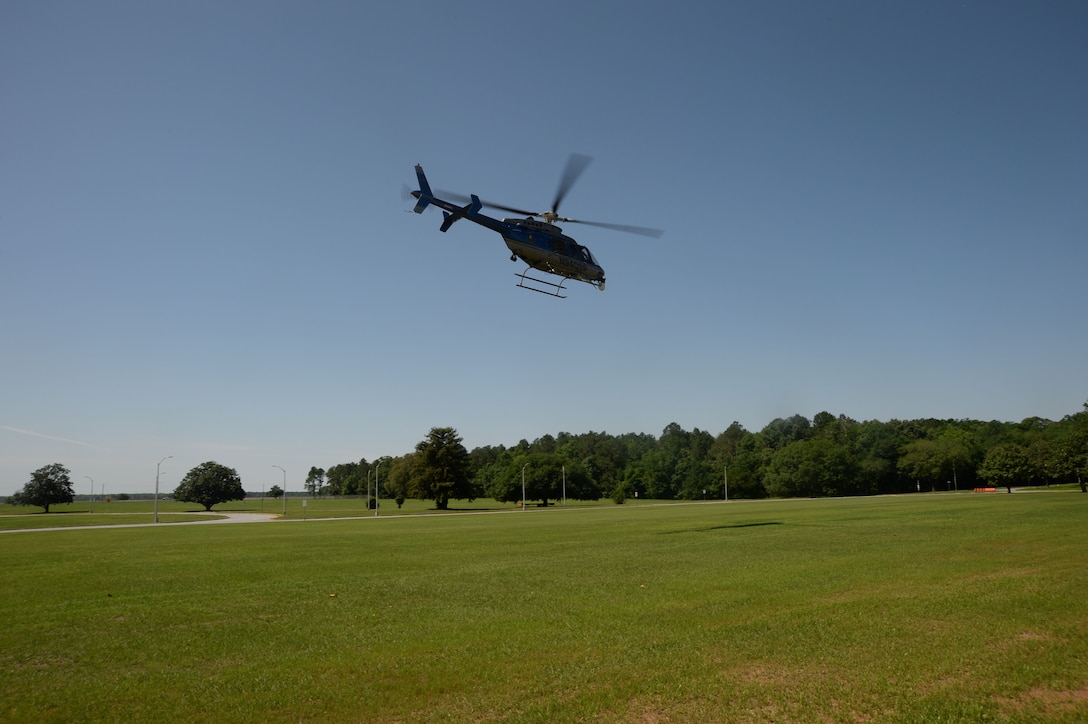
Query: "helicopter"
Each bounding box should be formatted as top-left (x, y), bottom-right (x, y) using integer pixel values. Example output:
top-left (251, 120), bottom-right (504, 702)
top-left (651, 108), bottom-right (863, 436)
top-left (409, 154), bottom-right (663, 297)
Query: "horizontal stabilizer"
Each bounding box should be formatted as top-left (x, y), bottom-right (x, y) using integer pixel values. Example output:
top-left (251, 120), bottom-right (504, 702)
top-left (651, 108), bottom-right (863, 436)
top-left (438, 194), bottom-right (483, 232)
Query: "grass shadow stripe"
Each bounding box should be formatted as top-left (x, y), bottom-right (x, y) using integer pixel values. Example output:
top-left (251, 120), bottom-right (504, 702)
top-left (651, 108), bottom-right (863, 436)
top-left (659, 521), bottom-right (783, 535)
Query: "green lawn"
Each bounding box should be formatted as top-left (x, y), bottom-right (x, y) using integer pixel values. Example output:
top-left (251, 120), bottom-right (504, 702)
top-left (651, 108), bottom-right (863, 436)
top-left (1, 492), bottom-right (1086, 722)
top-left (0, 495), bottom-right (607, 528)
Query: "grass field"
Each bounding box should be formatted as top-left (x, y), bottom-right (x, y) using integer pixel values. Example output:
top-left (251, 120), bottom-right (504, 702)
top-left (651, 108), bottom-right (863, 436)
top-left (0, 495), bottom-right (524, 529)
top-left (2, 492), bottom-right (1086, 722)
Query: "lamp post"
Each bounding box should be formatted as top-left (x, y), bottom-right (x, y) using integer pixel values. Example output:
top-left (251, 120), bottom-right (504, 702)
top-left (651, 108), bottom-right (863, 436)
top-left (724, 463), bottom-right (729, 502)
top-left (522, 463), bottom-right (528, 511)
top-left (373, 460), bottom-right (383, 517)
top-left (155, 456), bottom-right (172, 523)
top-left (273, 465), bottom-right (286, 515)
top-left (85, 475), bottom-right (94, 513)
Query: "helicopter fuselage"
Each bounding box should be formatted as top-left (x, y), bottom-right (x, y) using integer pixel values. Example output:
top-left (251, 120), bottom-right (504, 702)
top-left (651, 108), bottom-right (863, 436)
top-left (411, 165), bottom-right (606, 292)
top-left (499, 217), bottom-right (604, 287)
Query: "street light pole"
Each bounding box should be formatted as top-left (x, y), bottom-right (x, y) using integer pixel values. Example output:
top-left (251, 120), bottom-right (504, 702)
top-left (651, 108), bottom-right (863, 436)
top-left (85, 475), bottom-right (94, 513)
top-left (155, 456), bottom-right (172, 523)
top-left (373, 461), bottom-right (383, 517)
top-left (273, 465), bottom-right (286, 515)
top-left (522, 463), bottom-right (528, 511)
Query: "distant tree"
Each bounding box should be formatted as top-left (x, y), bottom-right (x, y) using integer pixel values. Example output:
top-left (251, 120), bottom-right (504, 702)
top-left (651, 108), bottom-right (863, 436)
top-left (268, 484), bottom-right (284, 500)
top-left (765, 438), bottom-right (858, 498)
top-left (898, 439), bottom-right (944, 491)
top-left (490, 453), bottom-right (598, 506)
top-left (325, 462), bottom-right (356, 496)
top-left (384, 454), bottom-right (414, 506)
top-left (305, 467), bottom-right (326, 497)
top-left (409, 427), bottom-right (474, 510)
top-left (173, 461), bottom-right (246, 511)
top-left (854, 419), bottom-right (911, 494)
top-left (325, 460), bottom-right (368, 496)
top-left (761, 415), bottom-right (812, 451)
top-left (710, 421), bottom-right (748, 463)
top-left (978, 443), bottom-right (1032, 494)
top-left (563, 431), bottom-right (628, 497)
top-left (934, 428), bottom-right (976, 490)
top-left (11, 463), bottom-right (75, 512)
top-left (532, 433), bottom-right (558, 454)
top-left (470, 445), bottom-right (513, 496)
top-left (727, 446), bottom-right (769, 499)
top-left (611, 477), bottom-right (630, 504)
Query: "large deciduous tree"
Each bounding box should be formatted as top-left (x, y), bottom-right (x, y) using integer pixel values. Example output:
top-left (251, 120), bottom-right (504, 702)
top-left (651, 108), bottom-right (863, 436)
top-left (11, 463), bottom-right (75, 512)
top-left (978, 443), bottom-right (1032, 494)
top-left (173, 461), bottom-right (245, 511)
top-left (409, 427), bottom-right (474, 510)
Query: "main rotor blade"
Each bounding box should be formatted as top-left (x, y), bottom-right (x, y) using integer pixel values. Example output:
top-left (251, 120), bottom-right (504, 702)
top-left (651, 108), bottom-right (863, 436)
top-left (437, 189), bottom-right (540, 217)
top-left (560, 217), bottom-right (665, 238)
top-left (552, 153), bottom-right (592, 214)
top-left (436, 180), bottom-right (663, 237)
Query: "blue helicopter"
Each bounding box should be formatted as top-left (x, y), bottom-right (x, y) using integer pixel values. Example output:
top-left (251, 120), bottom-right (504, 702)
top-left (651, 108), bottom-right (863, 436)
top-left (410, 154), bottom-right (663, 297)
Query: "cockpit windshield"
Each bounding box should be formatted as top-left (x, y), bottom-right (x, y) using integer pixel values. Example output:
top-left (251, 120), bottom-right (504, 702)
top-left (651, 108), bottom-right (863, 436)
top-left (578, 245), bottom-right (599, 266)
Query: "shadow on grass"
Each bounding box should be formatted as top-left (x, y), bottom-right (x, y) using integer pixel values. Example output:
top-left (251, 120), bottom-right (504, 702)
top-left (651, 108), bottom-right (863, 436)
top-left (660, 521), bottom-right (783, 535)
top-left (436, 507), bottom-right (511, 512)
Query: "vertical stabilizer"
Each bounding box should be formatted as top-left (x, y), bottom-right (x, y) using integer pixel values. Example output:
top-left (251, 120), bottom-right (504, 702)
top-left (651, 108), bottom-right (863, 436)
top-left (412, 164), bottom-right (433, 214)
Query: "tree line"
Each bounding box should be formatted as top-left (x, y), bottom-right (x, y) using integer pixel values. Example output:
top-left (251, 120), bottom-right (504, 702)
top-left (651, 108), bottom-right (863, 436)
top-left (10, 405), bottom-right (1087, 513)
top-left (314, 404), bottom-right (1088, 508)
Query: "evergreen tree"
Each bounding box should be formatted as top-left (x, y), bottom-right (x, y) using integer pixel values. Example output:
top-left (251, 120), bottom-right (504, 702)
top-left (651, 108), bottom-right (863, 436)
top-left (410, 427), bottom-right (474, 510)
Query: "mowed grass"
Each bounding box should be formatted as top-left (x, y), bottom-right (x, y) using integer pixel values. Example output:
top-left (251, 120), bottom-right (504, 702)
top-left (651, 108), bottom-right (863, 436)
top-left (0, 495), bottom-right (523, 529)
top-left (1, 493), bottom-right (1086, 722)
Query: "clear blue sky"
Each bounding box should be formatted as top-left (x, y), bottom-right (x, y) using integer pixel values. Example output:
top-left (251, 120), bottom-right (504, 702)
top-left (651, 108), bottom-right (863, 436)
top-left (2, 1), bottom-right (1085, 496)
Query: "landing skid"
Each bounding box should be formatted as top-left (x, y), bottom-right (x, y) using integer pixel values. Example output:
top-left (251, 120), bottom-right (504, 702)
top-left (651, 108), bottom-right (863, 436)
top-left (516, 269), bottom-right (568, 298)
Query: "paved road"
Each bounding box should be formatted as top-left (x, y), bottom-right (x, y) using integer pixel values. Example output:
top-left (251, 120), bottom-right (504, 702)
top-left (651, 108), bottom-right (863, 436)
top-left (0, 512), bottom-right (282, 534)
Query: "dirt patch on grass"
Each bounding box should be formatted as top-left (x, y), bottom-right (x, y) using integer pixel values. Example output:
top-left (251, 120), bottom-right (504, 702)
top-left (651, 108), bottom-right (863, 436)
top-left (995, 684), bottom-right (1088, 718)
